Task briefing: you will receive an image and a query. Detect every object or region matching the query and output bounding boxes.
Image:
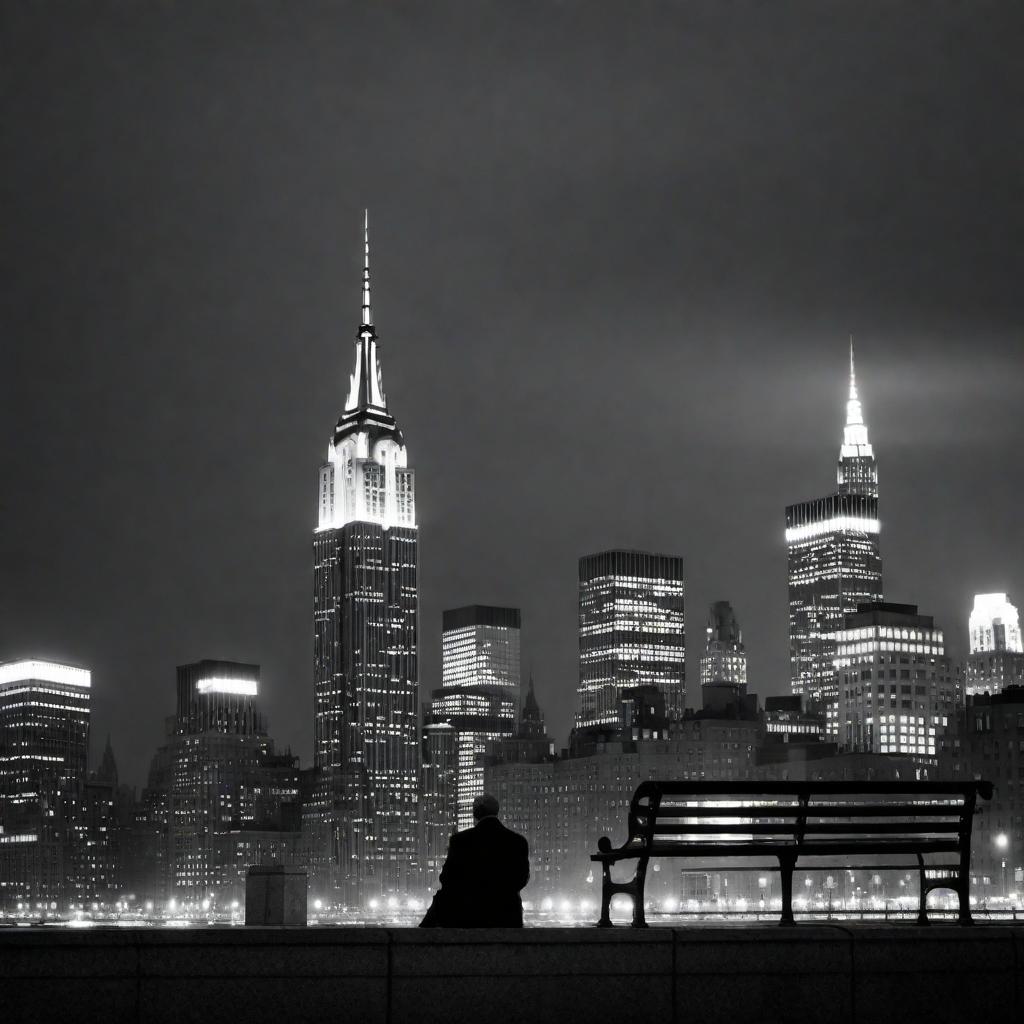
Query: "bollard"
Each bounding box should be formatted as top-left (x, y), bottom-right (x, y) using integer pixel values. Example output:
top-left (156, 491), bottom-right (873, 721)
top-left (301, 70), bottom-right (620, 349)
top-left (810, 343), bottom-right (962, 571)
top-left (245, 865), bottom-right (307, 926)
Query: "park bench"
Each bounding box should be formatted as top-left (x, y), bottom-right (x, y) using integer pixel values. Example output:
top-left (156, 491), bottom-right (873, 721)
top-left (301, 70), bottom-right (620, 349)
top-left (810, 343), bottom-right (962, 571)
top-left (591, 779), bottom-right (993, 927)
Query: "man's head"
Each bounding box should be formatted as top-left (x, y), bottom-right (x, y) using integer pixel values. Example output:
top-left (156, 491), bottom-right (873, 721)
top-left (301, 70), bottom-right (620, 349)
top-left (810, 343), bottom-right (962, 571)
top-left (473, 793), bottom-right (500, 822)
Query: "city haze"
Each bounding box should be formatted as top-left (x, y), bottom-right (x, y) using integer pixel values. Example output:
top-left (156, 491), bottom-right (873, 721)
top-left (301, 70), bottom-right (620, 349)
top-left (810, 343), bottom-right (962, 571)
top-left (2, 1), bottom-right (1022, 786)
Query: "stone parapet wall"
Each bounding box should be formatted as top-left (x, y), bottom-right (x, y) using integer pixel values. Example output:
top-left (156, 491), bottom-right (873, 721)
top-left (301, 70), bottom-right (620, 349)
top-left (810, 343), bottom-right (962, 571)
top-left (2, 925), bottom-right (1022, 1024)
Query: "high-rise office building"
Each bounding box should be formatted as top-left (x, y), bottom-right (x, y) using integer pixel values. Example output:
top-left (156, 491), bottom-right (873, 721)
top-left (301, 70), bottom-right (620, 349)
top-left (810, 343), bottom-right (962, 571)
top-left (311, 215), bottom-right (419, 899)
top-left (0, 660), bottom-right (91, 904)
top-left (575, 550), bottom-right (686, 735)
top-left (945, 686), bottom-right (1024, 897)
top-left (138, 660), bottom-right (300, 903)
top-left (700, 600), bottom-right (747, 687)
top-left (834, 602), bottom-right (958, 760)
top-left (428, 606), bottom-right (520, 830)
top-left (419, 721), bottom-right (457, 883)
top-left (786, 344), bottom-right (883, 731)
top-left (966, 594), bottom-right (1024, 697)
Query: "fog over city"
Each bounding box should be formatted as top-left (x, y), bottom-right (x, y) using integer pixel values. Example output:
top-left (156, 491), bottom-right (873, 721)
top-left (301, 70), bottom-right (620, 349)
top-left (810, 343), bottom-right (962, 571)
top-left (3, 1), bottom-right (1022, 787)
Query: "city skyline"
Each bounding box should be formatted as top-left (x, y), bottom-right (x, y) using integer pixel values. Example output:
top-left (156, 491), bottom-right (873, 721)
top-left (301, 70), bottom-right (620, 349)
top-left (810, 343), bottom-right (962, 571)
top-left (4, 3), bottom-right (1023, 789)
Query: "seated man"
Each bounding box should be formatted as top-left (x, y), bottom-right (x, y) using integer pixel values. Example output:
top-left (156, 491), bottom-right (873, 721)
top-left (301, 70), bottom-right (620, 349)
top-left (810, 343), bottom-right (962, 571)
top-left (420, 793), bottom-right (530, 927)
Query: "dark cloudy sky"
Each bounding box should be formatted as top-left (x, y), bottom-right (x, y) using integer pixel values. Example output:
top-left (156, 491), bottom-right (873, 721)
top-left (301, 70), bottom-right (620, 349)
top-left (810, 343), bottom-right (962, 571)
top-left (2, 1), bottom-right (1022, 787)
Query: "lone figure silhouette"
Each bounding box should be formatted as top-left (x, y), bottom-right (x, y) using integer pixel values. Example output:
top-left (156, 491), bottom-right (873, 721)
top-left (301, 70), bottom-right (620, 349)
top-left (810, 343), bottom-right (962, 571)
top-left (420, 793), bottom-right (530, 927)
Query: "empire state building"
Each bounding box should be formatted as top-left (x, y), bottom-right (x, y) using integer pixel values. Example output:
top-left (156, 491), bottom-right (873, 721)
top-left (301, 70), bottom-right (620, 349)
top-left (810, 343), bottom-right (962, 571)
top-left (311, 215), bottom-right (419, 899)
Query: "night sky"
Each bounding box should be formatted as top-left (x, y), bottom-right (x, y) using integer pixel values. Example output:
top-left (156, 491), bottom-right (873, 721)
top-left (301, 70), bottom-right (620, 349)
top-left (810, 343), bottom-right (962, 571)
top-left (3, 2), bottom-right (1022, 788)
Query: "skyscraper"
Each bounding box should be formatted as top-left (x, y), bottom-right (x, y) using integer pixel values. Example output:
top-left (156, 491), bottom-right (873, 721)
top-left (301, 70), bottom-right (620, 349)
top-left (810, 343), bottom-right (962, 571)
top-left (138, 660), bottom-right (301, 903)
top-left (575, 549), bottom-right (686, 735)
top-left (834, 602), bottom-right (958, 760)
top-left (786, 344), bottom-right (883, 732)
top-left (700, 600), bottom-right (747, 687)
top-left (311, 214), bottom-right (419, 900)
top-left (0, 660), bottom-right (91, 904)
top-left (966, 593), bottom-right (1024, 697)
top-left (419, 721), bottom-right (457, 884)
top-left (428, 605), bottom-right (520, 830)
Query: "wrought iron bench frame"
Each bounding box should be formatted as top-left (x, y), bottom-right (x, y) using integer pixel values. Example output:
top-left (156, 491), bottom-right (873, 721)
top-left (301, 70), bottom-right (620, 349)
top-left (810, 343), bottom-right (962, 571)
top-left (591, 779), bottom-right (993, 927)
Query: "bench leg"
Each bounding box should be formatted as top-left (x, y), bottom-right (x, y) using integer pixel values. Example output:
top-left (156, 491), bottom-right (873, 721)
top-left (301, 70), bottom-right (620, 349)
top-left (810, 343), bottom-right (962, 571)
top-left (956, 876), bottom-right (973, 926)
top-left (778, 854), bottom-right (796, 927)
top-left (631, 856), bottom-right (650, 928)
top-left (916, 855), bottom-right (929, 926)
top-left (597, 862), bottom-right (613, 927)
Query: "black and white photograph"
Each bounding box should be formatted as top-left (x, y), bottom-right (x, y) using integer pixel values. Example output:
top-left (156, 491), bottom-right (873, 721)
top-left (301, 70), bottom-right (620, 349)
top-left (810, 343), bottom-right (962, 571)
top-left (2, 2), bottom-right (1023, 1022)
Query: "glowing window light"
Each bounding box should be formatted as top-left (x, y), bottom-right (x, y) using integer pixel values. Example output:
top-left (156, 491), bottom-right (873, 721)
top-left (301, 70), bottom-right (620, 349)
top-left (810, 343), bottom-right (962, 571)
top-left (785, 517), bottom-right (881, 544)
top-left (0, 660), bottom-right (91, 689)
top-left (195, 678), bottom-right (258, 696)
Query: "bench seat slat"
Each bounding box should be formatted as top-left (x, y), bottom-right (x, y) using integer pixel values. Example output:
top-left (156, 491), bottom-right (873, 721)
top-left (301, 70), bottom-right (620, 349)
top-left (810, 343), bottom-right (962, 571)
top-left (650, 824), bottom-right (799, 835)
top-left (592, 837), bottom-right (962, 861)
top-left (804, 821), bottom-right (962, 834)
top-left (633, 781), bottom-right (988, 796)
top-left (641, 805), bottom-right (803, 817)
top-left (649, 821), bottom-right (962, 836)
top-left (646, 803), bottom-right (966, 819)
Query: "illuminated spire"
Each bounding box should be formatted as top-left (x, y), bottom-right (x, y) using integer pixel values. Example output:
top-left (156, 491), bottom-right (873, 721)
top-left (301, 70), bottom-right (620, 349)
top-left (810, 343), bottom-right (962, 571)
top-left (361, 209), bottom-right (373, 333)
top-left (837, 336), bottom-right (876, 497)
top-left (317, 213), bottom-right (414, 534)
top-left (845, 335), bottom-right (863, 428)
top-left (343, 212), bottom-right (388, 416)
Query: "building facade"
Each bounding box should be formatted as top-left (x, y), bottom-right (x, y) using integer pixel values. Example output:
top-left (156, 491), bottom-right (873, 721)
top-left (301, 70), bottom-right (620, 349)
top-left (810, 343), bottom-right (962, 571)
top-left (700, 600), bottom-right (747, 687)
top-left (763, 695), bottom-right (827, 745)
top-left (576, 550), bottom-right (686, 736)
top-left (0, 660), bottom-right (92, 906)
top-left (419, 722), bottom-right (458, 885)
top-left (137, 660), bottom-right (300, 905)
top-left (311, 215), bottom-right (419, 901)
top-left (485, 718), bottom-right (759, 899)
top-left (787, 345), bottom-right (882, 731)
top-left (966, 593), bottom-right (1024, 698)
top-left (834, 602), bottom-right (958, 761)
top-left (427, 606), bottom-right (521, 830)
top-left (945, 687), bottom-right (1024, 900)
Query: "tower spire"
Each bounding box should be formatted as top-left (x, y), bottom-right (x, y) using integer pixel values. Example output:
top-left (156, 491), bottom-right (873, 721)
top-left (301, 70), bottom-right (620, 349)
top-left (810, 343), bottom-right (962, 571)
top-left (340, 212), bottom-right (391, 419)
top-left (845, 334), bottom-right (863, 428)
top-left (837, 336), bottom-right (876, 497)
top-left (361, 209), bottom-right (373, 333)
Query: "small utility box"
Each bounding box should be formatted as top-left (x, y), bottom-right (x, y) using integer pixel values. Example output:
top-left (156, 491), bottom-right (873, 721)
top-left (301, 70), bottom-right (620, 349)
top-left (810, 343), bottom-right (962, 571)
top-left (245, 865), bottom-right (307, 926)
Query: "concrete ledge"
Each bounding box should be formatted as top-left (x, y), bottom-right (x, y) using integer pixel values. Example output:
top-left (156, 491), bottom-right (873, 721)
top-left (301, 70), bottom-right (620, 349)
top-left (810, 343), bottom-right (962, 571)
top-left (1, 925), bottom-right (1021, 1024)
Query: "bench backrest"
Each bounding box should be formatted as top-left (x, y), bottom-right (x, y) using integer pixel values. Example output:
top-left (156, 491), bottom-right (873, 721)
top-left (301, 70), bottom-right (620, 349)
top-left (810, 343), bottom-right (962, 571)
top-left (617, 780), bottom-right (993, 850)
